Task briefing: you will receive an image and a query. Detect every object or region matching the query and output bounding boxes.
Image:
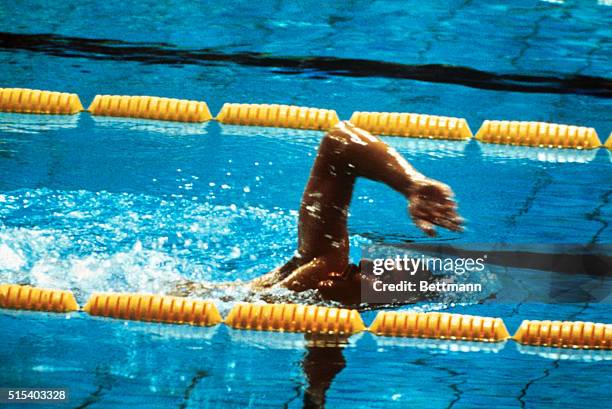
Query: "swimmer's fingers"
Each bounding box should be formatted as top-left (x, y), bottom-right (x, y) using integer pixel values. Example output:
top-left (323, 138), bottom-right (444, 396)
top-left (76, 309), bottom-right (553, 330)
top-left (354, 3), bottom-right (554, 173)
top-left (409, 201), bottom-right (434, 236)
top-left (410, 201), bottom-right (462, 236)
top-left (429, 203), bottom-right (463, 232)
top-left (427, 189), bottom-right (459, 215)
top-left (433, 214), bottom-right (463, 232)
top-left (414, 217), bottom-right (436, 237)
top-left (420, 207), bottom-right (463, 233)
top-left (409, 178), bottom-right (463, 235)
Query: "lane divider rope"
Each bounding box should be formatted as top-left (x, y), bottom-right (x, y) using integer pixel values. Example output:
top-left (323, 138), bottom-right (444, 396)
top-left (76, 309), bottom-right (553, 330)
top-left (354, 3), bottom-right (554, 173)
top-left (513, 319), bottom-right (611, 350)
top-left (216, 103), bottom-right (340, 130)
top-left (349, 111), bottom-right (472, 140)
top-left (2, 285), bottom-right (610, 350)
top-left (0, 87), bottom-right (609, 149)
top-left (88, 94), bottom-right (212, 122)
top-left (224, 303), bottom-right (365, 335)
top-left (0, 284), bottom-right (79, 312)
top-left (368, 311), bottom-right (510, 342)
top-left (475, 120), bottom-right (601, 149)
top-left (0, 88), bottom-right (83, 114)
top-left (83, 292), bottom-right (222, 326)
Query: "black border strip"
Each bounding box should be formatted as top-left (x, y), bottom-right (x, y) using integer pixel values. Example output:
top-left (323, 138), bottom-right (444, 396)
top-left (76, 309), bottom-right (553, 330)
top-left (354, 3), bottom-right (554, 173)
top-left (1, 32), bottom-right (610, 98)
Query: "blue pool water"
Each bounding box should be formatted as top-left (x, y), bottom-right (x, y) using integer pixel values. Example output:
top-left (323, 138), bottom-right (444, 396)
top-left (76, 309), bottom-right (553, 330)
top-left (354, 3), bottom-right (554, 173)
top-left (1, 0), bottom-right (611, 408)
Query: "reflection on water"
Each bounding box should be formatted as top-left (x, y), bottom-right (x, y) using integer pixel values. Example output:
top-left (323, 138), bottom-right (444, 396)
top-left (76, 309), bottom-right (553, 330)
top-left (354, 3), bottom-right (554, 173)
top-left (228, 329), bottom-right (352, 408)
top-left (479, 143), bottom-right (599, 164)
top-left (385, 136), bottom-right (469, 160)
top-left (91, 116), bottom-right (209, 136)
top-left (516, 344), bottom-right (612, 362)
top-left (302, 334), bottom-right (348, 409)
top-left (228, 328), bottom-right (359, 350)
top-left (116, 318), bottom-right (220, 341)
top-left (0, 113), bottom-right (79, 134)
top-left (373, 336), bottom-right (506, 354)
top-left (218, 123), bottom-right (325, 151)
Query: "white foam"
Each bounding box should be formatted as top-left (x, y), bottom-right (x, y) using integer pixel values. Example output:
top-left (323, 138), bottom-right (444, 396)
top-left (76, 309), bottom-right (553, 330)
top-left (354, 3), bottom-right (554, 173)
top-left (0, 243), bottom-right (25, 271)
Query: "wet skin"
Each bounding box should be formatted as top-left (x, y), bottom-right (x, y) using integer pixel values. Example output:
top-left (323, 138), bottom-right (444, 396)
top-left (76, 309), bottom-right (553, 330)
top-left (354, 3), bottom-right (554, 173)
top-left (249, 121), bottom-right (463, 302)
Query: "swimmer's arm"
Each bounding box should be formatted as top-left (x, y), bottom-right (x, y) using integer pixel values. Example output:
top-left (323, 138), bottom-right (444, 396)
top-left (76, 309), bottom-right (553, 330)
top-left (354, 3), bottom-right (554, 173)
top-left (249, 267), bottom-right (285, 289)
top-left (329, 124), bottom-right (463, 236)
top-left (277, 257), bottom-right (331, 292)
top-left (360, 148), bottom-right (463, 236)
top-left (250, 256), bottom-right (302, 289)
top-left (171, 255), bottom-right (303, 296)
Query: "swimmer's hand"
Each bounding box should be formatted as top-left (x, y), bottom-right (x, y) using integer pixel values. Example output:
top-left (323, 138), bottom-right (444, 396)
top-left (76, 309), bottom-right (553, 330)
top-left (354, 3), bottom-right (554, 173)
top-left (408, 178), bottom-right (463, 237)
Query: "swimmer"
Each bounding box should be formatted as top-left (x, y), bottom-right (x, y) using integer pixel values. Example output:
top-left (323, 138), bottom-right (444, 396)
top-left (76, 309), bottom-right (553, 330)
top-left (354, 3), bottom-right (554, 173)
top-left (176, 121), bottom-right (463, 304)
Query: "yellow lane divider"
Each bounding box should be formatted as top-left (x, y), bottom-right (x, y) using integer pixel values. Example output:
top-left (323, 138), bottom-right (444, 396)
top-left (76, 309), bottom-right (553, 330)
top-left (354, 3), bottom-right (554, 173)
top-left (1, 284), bottom-right (611, 350)
top-left (349, 111), bottom-right (472, 140)
top-left (87, 95), bottom-right (212, 122)
top-left (0, 88), bottom-right (83, 114)
top-left (368, 311), bottom-right (510, 342)
top-left (475, 120), bottom-right (601, 149)
top-left (83, 292), bottom-right (222, 326)
top-left (216, 103), bottom-right (340, 130)
top-left (0, 284), bottom-right (79, 312)
top-left (224, 303), bottom-right (365, 335)
top-left (1, 87), bottom-right (610, 151)
top-left (513, 320), bottom-right (611, 350)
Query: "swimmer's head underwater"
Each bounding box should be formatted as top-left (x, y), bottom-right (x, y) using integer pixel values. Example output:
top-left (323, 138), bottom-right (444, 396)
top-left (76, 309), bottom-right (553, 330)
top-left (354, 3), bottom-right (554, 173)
top-left (174, 121), bottom-right (463, 305)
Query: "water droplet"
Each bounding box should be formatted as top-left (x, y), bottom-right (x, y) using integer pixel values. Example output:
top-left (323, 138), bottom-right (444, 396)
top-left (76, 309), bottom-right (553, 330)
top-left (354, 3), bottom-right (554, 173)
top-left (230, 246), bottom-right (241, 258)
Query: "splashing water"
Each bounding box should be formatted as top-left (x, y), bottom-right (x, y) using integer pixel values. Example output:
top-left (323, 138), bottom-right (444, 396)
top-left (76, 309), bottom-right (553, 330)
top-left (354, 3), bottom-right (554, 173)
top-left (0, 188), bottom-right (300, 302)
top-left (0, 188), bottom-right (500, 312)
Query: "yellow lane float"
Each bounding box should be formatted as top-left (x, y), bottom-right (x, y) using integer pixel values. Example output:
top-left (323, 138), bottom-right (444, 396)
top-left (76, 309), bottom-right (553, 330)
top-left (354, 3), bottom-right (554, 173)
top-left (348, 111), bottom-right (473, 140)
top-left (0, 88), bottom-right (83, 114)
top-left (216, 103), bottom-right (340, 130)
top-left (225, 303), bottom-right (365, 335)
top-left (0, 284), bottom-right (79, 312)
top-left (513, 320), bottom-right (611, 349)
top-left (368, 311), bottom-right (510, 342)
top-left (475, 120), bottom-right (600, 149)
top-left (83, 292), bottom-right (222, 326)
top-left (87, 95), bottom-right (212, 122)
